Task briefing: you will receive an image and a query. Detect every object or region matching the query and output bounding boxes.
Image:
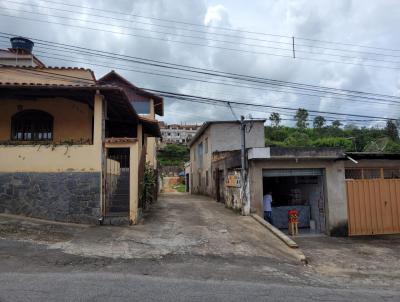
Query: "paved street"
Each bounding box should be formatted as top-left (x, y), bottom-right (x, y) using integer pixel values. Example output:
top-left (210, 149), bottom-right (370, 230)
top-left (0, 193), bottom-right (302, 261)
top-left (1, 272), bottom-right (399, 302)
top-left (1, 193), bottom-right (400, 301)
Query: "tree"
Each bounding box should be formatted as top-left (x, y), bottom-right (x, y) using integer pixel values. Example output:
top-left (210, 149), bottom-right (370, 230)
top-left (269, 112), bottom-right (281, 127)
top-left (295, 108), bottom-right (309, 129)
top-left (157, 144), bottom-right (189, 167)
top-left (385, 119), bottom-right (399, 141)
top-left (332, 120), bottom-right (342, 128)
top-left (313, 116), bottom-right (326, 129)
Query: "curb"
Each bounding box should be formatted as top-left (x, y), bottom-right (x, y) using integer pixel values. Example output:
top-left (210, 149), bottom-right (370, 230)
top-left (251, 214), bottom-right (308, 264)
top-left (0, 213), bottom-right (91, 228)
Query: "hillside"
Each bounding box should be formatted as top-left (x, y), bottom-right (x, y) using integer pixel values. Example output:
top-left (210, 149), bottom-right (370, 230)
top-left (265, 125), bottom-right (400, 152)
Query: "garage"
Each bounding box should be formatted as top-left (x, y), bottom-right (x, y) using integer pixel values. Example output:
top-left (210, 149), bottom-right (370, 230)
top-left (263, 168), bottom-right (326, 233)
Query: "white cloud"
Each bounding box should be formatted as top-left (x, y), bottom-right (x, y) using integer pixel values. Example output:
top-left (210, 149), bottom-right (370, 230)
top-left (0, 0), bottom-right (399, 125)
top-left (204, 4), bottom-right (229, 26)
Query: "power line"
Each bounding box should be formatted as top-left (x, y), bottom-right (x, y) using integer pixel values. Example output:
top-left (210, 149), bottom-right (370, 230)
top-left (0, 40), bottom-right (398, 121)
top-left (0, 40), bottom-right (396, 112)
top-left (0, 65), bottom-right (394, 122)
top-left (2, 6), bottom-right (400, 65)
top-left (3, 0), bottom-right (400, 60)
top-left (1, 33), bottom-right (399, 108)
top-left (9, 0), bottom-right (400, 54)
top-left (1, 12), bottom-right (400, 71)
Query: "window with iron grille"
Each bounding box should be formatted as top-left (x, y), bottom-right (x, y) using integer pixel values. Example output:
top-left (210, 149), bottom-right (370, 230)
top-left (11, 110), bottom-right (53, 141)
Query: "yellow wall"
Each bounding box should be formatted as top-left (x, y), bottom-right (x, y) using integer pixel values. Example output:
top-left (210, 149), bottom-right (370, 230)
top-left (146, 137), bottom-right (157, 169)
top-left (0, 98), bottom-right (93, 142)
top-left (0, 94), bottom-right (104, 173)
top-left (0, 67), bottom-right (95, 85)
top-left (0, 145), bottom-right (100, 172)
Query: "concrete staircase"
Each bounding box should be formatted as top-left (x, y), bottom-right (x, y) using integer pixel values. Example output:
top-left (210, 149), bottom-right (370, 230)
top-left (104, 170), bottom-right (130, 225)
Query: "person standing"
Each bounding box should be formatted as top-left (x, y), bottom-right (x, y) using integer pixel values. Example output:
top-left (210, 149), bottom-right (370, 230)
top-left (263, 192), bottom-right (273, 224)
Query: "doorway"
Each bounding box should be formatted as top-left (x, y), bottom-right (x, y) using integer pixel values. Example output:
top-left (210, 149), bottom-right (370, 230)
top-left (105, 148), bottom-right (130, 216)
top-left (215, 169), bottom-right (225, 203)
top-left (263, 169), bottom-right (326, 233)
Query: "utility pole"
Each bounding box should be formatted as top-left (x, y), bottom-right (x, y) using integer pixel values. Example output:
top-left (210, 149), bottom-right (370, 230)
top-left (240, 116), bottom-right (249, 215)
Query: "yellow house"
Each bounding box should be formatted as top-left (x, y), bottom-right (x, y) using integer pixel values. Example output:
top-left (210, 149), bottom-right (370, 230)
top-left (0, 66), bottom-right (161, 225)
top-left (98, 70), bottom-right (163, 171)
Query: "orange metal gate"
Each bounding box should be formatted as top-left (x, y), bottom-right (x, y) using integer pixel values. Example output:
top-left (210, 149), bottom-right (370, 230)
top-left (346, 179), bottom-right (400, 235)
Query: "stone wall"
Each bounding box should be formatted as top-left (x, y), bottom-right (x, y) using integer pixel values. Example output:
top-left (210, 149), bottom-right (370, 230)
top-left (0, 172), bottom-right (101, 224)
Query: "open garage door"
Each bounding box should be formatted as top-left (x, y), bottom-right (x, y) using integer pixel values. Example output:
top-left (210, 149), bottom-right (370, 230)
top-left (346, 168), bottom-right (400, 236)
top-left (263, 168), bottom-right (326, 233)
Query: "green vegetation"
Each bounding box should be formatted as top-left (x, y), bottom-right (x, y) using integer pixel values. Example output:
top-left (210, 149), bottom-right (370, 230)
top-left (157, 143), bottom-right (190, 167)
top-left (265, 111), bottom-right (400, 152)
top-left (173, 183), bottom-right (186, 193)
top-left (140, 164), bottom-right (157, 210)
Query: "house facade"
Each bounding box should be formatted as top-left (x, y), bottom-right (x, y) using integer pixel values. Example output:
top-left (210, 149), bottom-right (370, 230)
top-left (212, 146), bottom-right (400, 236)
top-left (188, 120), bottom-right (265, 196)
top-left (98, 70), bottom-right (163, 170)
top-left (160, 123), bottom-right (201, 145)
top-left (0, 66), bottom-right (162, 225)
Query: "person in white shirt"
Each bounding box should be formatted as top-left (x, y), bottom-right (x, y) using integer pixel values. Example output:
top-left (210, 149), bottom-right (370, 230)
top-left (263, 192), bottom-right (273, 223)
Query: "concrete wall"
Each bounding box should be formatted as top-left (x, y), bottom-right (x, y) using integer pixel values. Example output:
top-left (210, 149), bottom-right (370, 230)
top-left (0, 67), bottom-right (95, 85)
top-left (248, 159), bottom-right (347, 235)
top-left (210, 122), bottom-right (265, 152)
top-left (190, 127), bottom-right (212, 196)
top-left (146, 137), bottom-right (157, 169)
top-left (0, 98), bottom-right (93, 142)
top-left (189, 121), bottom-right (265, 197)
top-left (344, 159), bottom-right (400, 169)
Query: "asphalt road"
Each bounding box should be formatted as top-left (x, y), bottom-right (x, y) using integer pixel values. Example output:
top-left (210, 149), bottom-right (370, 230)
top-left (0, 272), bottom-right (398, 302)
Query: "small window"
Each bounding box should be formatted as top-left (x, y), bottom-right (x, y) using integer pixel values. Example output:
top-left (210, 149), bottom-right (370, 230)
top-left (205, 138), bottom-right (208, 154)
top-left (206, 170), bottom-right (209, 187)
top-left (131, 100), bottom-right (150, 114)
top-left (11, 110), bottom-right (53, 141)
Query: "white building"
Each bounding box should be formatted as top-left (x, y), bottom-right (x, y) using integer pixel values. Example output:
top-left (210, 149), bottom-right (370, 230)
top-left (160, 123), bottom-right (201, 145)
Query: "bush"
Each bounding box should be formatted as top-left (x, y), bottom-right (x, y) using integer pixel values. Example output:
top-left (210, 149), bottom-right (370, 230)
top-left (158, 143), bottom-right (189, 167)
top-left (283, 132), bottom-right (311, 147)
top-left (311, 137), bottom-right (353, 150)
top-left (384, 140), bottom-right (400, 153)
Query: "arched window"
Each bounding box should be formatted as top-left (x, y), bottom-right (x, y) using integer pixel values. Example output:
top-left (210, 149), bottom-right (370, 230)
top-left (11, 110), bottom-right (53, 141)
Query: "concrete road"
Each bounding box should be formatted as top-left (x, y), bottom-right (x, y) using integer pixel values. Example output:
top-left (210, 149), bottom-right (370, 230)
top-left (0, 272), bottom-right (398, 302)
top-left (0, 193), bottom-right (302, 261)
top-left (1, 193), bottom-right (400, 300)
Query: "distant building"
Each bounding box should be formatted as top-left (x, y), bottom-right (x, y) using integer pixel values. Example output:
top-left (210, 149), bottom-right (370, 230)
top-left (160, 122), bottom-right (201, 145)
top-left (188, 120), bottom-right (266, 196)
top-left (0, 37), bottom-right (45, 67)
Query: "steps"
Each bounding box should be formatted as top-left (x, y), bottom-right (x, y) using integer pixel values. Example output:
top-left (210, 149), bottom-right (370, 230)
top-left (108, 171), bottom-right (130, 213)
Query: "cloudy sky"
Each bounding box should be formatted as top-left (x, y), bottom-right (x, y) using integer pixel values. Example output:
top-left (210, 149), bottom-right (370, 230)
top-left (1, 0), bottom-right (400, 126)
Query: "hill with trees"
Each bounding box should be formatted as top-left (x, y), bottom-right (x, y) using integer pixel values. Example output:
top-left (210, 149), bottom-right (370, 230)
top-left (265, 109), bottom-right (400, 152)
top-left (157, 143), bottom-right (189, 167)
